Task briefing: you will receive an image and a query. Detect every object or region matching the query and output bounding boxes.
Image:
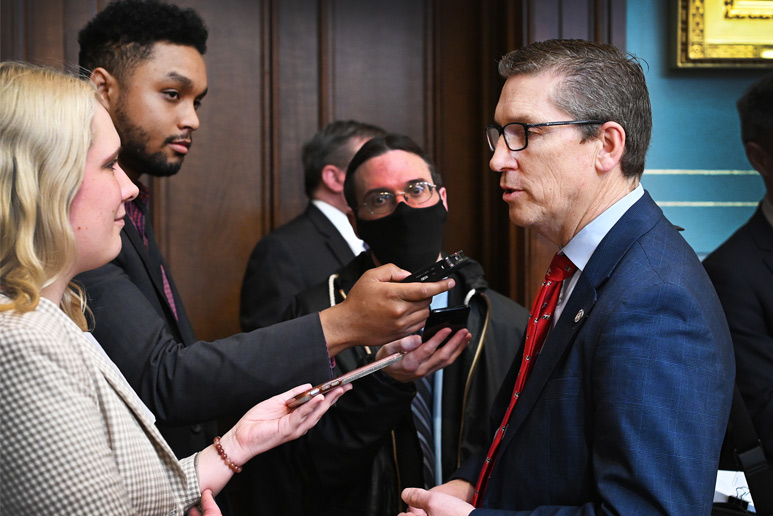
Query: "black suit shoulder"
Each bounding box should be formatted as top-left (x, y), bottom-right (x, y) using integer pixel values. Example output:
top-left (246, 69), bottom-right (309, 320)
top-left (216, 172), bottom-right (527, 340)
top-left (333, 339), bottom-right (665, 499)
top-left (240, 204), bottom-right (355, 331)
top-left (704, 208), bottom-right (773, 465)
top-left (705, 209), bottom-right (769, 271)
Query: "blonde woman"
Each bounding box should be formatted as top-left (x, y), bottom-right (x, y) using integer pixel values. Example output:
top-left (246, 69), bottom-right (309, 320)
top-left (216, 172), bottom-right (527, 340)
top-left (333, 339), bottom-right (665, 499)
top-left (0, 62), bottom-right (348, 515)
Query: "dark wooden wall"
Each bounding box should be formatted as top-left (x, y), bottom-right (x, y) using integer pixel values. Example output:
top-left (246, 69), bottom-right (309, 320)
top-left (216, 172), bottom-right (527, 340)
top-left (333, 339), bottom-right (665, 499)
top-left (1, 0), bottom-right (625, 341)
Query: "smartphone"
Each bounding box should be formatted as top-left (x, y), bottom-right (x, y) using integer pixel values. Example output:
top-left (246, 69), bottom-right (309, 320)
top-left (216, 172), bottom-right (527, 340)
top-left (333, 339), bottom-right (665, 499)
top-left (422, 305), bottom-right (470, 347)
top-left (402, 251), bottom-right (469, 283)
top-left (286, 351), bottom-right (406, 408)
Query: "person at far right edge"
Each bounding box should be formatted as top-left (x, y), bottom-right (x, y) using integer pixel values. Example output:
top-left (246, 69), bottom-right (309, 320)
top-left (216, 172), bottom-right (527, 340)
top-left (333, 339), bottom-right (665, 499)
top-left (704, 72), bottom-right (773, 469)
top-left (400, 38), bottom-right (735, 516)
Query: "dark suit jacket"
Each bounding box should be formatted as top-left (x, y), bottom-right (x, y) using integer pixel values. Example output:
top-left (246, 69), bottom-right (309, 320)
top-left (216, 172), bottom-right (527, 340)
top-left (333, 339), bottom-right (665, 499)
top-left (237, 253), bottom-right (528, 516)
top-left (704, 206), bottom-right (773, 466)
top-left (240, 203), bottom-right (355, 331)
top-left (454, 192), bottom-right (735, 515)
top-left (76, 199), bottom-right (333, 459)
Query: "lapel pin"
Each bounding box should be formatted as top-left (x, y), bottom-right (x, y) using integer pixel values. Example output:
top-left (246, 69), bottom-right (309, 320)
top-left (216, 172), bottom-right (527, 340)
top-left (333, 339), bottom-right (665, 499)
top-left (574, 309), bottom-right (584, 323)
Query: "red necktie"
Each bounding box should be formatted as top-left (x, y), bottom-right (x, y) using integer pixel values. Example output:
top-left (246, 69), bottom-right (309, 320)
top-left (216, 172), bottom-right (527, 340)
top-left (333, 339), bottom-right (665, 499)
top-left (472, 252), bottom-right (576, 506)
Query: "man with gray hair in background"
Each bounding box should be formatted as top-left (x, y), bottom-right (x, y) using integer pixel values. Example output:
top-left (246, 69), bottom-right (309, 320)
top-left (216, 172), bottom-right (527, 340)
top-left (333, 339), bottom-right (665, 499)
top-left (240, 120), bottom-right (386, 330)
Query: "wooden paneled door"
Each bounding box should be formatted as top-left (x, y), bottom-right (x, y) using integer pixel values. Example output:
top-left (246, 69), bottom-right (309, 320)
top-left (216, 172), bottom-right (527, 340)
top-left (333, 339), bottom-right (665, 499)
top-left (0, 0), bottom-right (624, 340)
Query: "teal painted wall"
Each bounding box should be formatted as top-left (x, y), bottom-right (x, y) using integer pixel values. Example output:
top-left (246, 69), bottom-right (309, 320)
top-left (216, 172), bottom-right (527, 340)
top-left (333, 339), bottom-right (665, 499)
top-left (627, 0), bottom-right (768, 257)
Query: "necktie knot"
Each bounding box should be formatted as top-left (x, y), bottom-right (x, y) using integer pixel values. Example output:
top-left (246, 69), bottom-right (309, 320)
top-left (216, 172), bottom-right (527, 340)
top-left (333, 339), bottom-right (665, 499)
top-left (546, 253), bottom-right (576, 282)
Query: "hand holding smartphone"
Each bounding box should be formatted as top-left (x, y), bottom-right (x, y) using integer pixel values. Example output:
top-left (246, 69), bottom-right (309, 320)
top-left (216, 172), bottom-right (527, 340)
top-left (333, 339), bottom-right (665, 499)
top-left (286, 352), bottom-right (406, 408)
top-left (402, 250), bottom-right (469, 283)
top-left (422, 305), bottom-right (470, 347)
top-left (405, 251), bottom-right (471, 347)
top-left (287, 251), bottom-right (472, 408)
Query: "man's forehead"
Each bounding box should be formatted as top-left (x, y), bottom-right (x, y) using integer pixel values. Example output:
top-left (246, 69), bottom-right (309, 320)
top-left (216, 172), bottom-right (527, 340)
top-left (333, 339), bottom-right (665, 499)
top-left (129, 42), bottom-right (207, 83)
top-left (357, 151), bottom-right (432, 190)
top-left (495, 72), bottom-right (564, 123)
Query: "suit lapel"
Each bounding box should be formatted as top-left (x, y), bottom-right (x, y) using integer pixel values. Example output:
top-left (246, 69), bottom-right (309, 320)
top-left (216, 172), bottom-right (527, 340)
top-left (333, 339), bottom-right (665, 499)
top-left (122, 212), bottom-right (166, 296)
top-left (501, 192), bottom-right (664, 444)
top-left (122, 209), bottom-right (192, 342)
top-left (306, 203), bottom-right (356, 266)
top-left (503, 276), bottom-right (595, 438)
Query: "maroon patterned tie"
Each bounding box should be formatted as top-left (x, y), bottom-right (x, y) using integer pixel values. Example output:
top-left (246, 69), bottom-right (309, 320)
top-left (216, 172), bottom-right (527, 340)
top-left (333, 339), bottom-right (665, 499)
top-left (472, 252), bottom-right (576, 506)
top-left (125, 190), bottom-right (179, 321)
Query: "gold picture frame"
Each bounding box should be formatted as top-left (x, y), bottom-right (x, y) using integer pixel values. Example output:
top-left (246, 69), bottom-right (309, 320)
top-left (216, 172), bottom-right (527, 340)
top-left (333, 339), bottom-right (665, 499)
top-left (674, 0), bottom-right (773, 68)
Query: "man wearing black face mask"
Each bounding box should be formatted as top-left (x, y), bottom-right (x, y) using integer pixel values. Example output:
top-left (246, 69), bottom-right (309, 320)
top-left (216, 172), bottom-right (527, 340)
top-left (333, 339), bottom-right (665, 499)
top-left (237, 133), bottom-right (529, 516)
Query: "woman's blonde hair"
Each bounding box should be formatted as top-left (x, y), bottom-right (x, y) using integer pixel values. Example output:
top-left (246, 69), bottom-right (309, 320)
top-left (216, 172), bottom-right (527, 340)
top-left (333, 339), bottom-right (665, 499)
top-left (0, 62), bottom-right (98, 329)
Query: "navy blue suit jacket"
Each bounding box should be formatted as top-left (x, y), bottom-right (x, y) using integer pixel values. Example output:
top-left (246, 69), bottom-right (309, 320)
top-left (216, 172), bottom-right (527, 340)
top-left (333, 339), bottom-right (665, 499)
top-left (455, 192), bottom-right (735, 515)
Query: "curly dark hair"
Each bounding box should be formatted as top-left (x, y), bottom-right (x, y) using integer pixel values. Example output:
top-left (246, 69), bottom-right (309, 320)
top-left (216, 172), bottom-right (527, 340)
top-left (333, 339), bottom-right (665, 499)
top-left (78, 0), bottom-right (208, 81)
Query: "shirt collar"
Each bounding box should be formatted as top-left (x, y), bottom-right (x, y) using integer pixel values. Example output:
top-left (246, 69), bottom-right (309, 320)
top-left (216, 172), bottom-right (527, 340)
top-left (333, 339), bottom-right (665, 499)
top-left (135, 181), bottom-right (150, 206)
top-left (561, 184), bottom-right (644, 271)
top-left (311, 199), bottom-right (365, 255)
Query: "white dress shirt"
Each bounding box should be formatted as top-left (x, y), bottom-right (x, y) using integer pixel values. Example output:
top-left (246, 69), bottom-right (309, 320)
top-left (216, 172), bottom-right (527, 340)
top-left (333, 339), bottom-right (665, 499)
top-left (312, 199), bottom-right (365, 255)
top-left (555, 185), bottom-right (645, 324)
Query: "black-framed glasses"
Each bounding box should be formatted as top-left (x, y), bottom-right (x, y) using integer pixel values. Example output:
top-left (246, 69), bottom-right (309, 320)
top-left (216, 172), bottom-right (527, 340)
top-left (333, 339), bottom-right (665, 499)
top-left (359, 180), bottom-right (438, 215)
top-left (486, 119), bottom-right (606, 152)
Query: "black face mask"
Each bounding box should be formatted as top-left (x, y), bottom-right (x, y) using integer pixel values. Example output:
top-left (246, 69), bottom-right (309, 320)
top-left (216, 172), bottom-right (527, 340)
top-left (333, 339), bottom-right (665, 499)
top-left (356, 199), bottom-right (448, 273)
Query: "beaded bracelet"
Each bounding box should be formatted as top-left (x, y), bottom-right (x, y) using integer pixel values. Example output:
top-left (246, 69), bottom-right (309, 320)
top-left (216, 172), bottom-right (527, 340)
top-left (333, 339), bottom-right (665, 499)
top-left (213, 436), bottom-right (242, 473)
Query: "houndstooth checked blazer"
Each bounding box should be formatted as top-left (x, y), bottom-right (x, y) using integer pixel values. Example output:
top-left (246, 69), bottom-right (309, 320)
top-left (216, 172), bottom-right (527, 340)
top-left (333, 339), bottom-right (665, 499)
top-left (0, 296), bottom-right (201, 515)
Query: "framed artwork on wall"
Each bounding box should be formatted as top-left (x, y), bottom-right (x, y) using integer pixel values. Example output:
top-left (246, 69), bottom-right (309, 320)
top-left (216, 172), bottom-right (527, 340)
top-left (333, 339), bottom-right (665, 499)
top-left (674, 0), bottom-right (773, 68)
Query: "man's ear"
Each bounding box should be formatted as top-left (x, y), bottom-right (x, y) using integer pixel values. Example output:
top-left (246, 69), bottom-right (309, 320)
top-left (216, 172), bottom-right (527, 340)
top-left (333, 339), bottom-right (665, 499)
top-left (438, 186), bottom-right (449, 211)
top-left (745, 141), bottom-right (769, 175)
top-left (746, 141), bottom-right (773, 196)
top-left (320, 165), bottom-right (345, 194)
top-left (595, 121), bottom-right (626, 174)
top-left (89, 67), bottom-right (119, 110)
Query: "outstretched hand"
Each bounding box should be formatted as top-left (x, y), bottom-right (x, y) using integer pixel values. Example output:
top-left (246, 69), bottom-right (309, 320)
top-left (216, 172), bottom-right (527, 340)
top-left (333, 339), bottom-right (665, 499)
top-left (320, 264), bottom-right (455, 355)
top-left (378, 328), bottom-right (470, 383)
top-left (196, 383), bottom-right (349, 496)
top-left (224, 382), bottom-right (351, 465)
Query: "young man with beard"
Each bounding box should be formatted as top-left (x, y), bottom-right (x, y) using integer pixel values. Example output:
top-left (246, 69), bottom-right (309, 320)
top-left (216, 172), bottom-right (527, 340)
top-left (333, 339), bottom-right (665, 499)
top-left (239, 133), bottom-right (529, 516)
top-left (74, 0), bottom-right (461, 492)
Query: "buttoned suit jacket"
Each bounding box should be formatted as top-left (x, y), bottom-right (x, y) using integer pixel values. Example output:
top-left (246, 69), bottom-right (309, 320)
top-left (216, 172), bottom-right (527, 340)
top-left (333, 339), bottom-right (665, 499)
top-left (704, 207), bottom-right (773, 466)
top-left (76, 199), bottom-right (333, 459)
top-left (240, 202), bottom-right (355, 331)
top-left (454, 192), bottom-right (735, 515)
top-left (1, 297), bottom-right (200, 515)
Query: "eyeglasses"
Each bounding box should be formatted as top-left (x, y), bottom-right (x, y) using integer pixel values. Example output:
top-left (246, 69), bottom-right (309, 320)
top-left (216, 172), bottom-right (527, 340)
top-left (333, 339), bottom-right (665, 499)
top-left (485, 119), bottom-right (606, 152)
top-left (359, 180), bottom-right (438, 215)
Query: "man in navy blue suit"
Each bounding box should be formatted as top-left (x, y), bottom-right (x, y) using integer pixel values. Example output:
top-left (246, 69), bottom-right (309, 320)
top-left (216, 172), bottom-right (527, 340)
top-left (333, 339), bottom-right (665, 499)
top-left (400, 39), bottom-right (735, 516)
